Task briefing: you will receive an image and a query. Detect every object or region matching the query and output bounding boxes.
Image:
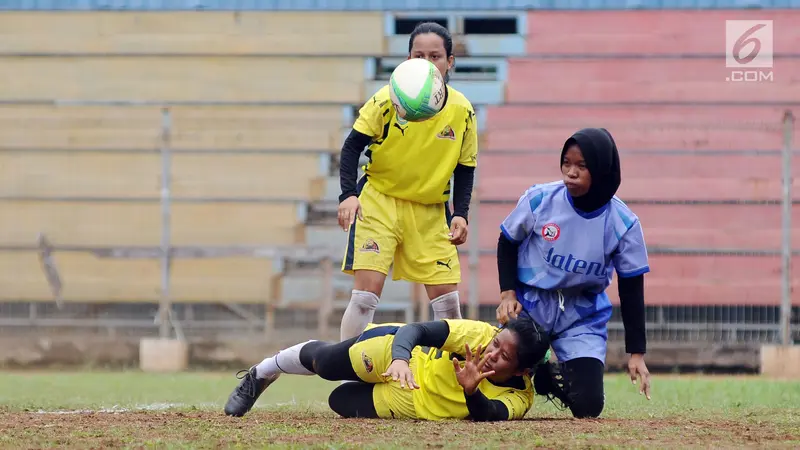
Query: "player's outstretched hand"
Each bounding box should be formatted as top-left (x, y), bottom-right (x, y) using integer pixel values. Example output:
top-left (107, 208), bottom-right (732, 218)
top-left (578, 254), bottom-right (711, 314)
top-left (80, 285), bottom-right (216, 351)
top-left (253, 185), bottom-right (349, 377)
top-left (337, 196), bottom-right (363, 231)
top-left (382, 359), bottom-right (419, 390)
top-left (496, 291), bottom-right (523, 325)
top-left (454, 343), bottom-right (495, 395)
top-left (628, 353), bottom-right (651, 400)
top-left (448, 216), bottom-right (468, 246)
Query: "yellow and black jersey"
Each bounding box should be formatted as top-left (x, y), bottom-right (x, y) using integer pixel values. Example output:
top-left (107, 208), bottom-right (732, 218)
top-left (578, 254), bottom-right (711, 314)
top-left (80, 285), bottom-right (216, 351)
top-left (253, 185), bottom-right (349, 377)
top-left (352, 84), bottom-right (478, 205)
top-left (349, 319), bottom-right (533, 421)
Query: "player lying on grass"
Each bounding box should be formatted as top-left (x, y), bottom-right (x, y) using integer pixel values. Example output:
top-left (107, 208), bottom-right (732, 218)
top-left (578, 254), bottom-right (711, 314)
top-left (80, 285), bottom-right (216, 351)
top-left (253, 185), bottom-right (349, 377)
top-left (495, 127), bottom-right (652, 419)
top-left (224, 317), bottom-right (550, 421)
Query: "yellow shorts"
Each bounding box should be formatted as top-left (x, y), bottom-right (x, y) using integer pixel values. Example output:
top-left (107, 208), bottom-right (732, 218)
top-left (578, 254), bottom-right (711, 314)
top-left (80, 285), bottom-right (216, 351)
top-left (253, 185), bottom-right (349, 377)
top-left (341, 180), bottom-right (461, 285)
top-left (348, 323), bottom-right (417, 419)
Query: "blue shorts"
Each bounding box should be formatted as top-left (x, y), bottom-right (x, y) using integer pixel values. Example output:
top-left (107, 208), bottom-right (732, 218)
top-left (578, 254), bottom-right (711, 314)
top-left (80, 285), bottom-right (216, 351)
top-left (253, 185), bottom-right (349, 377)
top-left (517, 286), bottom-right (613, 364)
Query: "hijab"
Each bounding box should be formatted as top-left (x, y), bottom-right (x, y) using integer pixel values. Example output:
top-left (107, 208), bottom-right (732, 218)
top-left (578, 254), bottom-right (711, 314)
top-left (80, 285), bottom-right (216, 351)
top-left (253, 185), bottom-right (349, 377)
top-left (560, 127), bottom-right (621, 213)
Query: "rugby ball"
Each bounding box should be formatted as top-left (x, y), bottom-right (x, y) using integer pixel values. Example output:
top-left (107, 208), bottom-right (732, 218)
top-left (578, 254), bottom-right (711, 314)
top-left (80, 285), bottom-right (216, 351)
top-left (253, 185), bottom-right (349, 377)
top-left (389, 58), bottom-right (446, 122)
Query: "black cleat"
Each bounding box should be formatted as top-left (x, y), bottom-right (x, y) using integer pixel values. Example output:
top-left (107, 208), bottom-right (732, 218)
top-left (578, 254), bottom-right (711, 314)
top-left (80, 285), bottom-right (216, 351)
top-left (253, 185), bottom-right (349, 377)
top-left (224, 365), bottom-right (279, 417)
top-left (533, 361), bottom-right (572, 411)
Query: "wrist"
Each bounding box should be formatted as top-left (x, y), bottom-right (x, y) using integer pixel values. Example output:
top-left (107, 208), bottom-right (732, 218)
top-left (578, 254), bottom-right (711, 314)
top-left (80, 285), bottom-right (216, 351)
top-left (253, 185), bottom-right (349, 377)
top-left (463, 385), bottom-right (478, 396)
top-left (338, 193), bottom-right (357, 203)
top-left (500, 290), bottom-right (517, 301)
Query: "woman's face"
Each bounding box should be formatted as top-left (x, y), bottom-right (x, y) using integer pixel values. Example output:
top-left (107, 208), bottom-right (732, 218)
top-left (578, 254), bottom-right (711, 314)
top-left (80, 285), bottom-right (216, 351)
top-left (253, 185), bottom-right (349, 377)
top-left (408, 32), bottom-right (453, 81)
top-left (561, 144), bottom-right (592, 197)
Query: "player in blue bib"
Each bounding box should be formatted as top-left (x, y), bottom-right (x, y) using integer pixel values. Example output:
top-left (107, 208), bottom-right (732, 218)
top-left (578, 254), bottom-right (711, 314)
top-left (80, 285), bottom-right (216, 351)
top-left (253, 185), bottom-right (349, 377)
top-left (495, 127), bottom-right (652, 419)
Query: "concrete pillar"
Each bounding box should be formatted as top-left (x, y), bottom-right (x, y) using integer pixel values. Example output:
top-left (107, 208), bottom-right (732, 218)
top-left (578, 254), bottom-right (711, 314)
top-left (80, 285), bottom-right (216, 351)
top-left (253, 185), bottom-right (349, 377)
top-left (139, 338), bottom-right (189, 373)
top-left (760, 345), bottom-right (800, 378)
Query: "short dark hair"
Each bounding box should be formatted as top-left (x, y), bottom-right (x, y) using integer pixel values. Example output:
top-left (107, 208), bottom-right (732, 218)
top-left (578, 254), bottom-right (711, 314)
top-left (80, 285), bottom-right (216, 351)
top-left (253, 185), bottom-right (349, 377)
top-left (408, 21), bottom-right (454, 58)
top-left (505, 317), bottom-right (551, 371)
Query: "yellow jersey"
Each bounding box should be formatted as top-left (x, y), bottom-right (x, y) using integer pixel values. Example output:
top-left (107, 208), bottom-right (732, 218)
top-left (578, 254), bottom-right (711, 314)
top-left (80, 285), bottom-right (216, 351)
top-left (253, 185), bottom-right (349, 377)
top-left (409, 319), bottom-right (534, 421)
top-left (352, 84), bottom-right (478, 205)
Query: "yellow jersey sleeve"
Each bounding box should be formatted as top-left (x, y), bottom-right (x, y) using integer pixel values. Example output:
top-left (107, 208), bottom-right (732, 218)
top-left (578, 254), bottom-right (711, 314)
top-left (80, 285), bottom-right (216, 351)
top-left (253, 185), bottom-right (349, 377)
top-left (491, 383), bottom-right (534, 420)
top-left (440, 319), bottom-right (499, 355)
top-left (352, 85), bottom-right (391, 138)
top-left (458, 107), bottom-right (478, 168)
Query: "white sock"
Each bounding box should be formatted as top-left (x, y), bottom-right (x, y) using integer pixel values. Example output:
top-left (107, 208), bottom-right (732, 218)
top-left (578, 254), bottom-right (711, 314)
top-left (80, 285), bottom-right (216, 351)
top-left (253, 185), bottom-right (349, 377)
top-left (339, 289), bottom-right (380, 341)
top-left (430, 291), bottom-right (462, 320)
top-left (255, 340), bottom-right (315, 379)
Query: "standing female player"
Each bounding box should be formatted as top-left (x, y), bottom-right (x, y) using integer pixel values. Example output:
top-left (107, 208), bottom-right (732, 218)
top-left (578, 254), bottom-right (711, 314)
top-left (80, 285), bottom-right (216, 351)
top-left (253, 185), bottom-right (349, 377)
top-left (337, 22), bottom-right (478, 341)
top-left (495, 128), bottom-right (652, 418)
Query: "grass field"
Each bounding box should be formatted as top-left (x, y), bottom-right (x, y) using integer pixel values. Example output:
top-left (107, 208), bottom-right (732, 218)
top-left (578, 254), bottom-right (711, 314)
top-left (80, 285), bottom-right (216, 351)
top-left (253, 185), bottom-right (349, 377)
top-left (1, 371), bottom-right (799, 449)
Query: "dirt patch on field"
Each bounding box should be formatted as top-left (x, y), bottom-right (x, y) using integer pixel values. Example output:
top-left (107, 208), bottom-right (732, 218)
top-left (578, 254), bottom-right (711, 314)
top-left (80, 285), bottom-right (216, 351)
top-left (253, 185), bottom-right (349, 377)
top-left (1, 410), bottom-right (796, 449)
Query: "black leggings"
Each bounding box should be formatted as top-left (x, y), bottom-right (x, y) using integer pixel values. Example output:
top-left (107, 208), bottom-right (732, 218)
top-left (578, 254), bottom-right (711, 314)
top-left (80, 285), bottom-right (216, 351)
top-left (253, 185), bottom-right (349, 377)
top-left (298, 338), bottom-right (379, 419)
top-left (559, 357), bottom-right (606, 419)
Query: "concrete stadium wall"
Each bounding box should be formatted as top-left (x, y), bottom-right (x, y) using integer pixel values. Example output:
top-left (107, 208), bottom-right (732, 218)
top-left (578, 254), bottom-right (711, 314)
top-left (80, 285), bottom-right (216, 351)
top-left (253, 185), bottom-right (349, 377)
top-left (0, 335), bottom-right (761, 373)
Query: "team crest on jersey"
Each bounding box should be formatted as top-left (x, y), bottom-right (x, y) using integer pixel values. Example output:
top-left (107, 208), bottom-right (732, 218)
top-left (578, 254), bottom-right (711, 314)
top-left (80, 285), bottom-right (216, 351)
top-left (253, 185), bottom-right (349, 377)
top-left (360, 238), bottom-right (380, 253)
top-left (361, 351), bottom-right (374, 373)
top-left (542, 223), bottom-right (561, 241)
top-left (436, 125), bottom-right (456, 140)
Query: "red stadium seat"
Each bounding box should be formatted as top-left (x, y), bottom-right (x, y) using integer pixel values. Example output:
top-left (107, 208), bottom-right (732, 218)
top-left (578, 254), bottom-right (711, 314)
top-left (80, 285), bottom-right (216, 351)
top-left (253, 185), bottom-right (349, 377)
top-left (484, 105), bottom-right (789, 133)
top-left (506, 58), bottom-right (799, 104)
top-left (478, 152), bottom-right (795, 179)
top-left (466, 254), bottom-right (800, 307)
top-left (478, 176), bottom-right (800, 202)
top-left (476, 203), bottom-right (800, 252)
top-left (526, 11), bottom-right (800, 56)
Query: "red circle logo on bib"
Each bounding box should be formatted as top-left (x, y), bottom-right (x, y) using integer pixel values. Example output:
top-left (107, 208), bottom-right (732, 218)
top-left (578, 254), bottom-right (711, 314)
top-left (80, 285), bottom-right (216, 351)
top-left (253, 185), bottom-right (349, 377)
top-left (542, 223), bottom-right (560, 241)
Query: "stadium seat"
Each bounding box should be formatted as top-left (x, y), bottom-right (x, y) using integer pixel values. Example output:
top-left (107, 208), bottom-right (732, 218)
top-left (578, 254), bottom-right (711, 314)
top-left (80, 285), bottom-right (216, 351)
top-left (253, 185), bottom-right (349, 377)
top-left (0, 200), bottom-right (301, 246)
top-left (471, 254), bottom-right (800, 307)
top-left (0, 251), bottom-right (275, 303)
top-left (0, 12), bottom-right (384, 56)
top-left (0, 105), bottom-right (345, 152)
top-left (480, 153), bottom-right (795, 180)
top-left (477, 152), bottom-right (795, 202)
top-left (477, 203), bottom-right (800, 251)
top-left (526, 10), bottom-right (800, 55)
top-left (480, 176), bottom-right (799, 202)
top-left (0, 152), bottom-right (325, 200)
top-left (0, 56), bottom-right (367, 103)
top-left (484, 105), bottom-right (790, 134)
top-left (506, 58), bottom-right (799, 103)
top-left (482, 121), bottom-right (786, 151)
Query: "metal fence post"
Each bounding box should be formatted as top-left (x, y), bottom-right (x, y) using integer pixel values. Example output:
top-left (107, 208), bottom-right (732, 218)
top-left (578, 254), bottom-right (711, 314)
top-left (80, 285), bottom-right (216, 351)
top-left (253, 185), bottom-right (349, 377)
top-left (468, 163), bottom-right (480, 320)
top-left (780, 110), bottom-right (796, 346)
top-left (159, 107), bottom-right (173, 339)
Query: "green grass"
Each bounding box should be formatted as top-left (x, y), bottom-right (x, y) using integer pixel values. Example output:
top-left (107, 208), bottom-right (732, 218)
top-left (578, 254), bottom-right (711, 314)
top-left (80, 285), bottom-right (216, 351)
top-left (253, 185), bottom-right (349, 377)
top-left (0, 371), bottom-right (799, 449)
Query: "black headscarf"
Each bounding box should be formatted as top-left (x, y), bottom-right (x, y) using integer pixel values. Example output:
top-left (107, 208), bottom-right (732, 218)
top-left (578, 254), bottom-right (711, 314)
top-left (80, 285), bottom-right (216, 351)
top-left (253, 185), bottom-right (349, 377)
top-left (560, 127), bottom-right (621, 213)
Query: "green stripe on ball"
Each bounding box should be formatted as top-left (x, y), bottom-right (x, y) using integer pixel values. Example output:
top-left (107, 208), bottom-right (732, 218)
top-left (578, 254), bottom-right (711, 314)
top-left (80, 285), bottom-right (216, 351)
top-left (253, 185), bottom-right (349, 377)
top-left (390, 63), bottom-right (439, 122)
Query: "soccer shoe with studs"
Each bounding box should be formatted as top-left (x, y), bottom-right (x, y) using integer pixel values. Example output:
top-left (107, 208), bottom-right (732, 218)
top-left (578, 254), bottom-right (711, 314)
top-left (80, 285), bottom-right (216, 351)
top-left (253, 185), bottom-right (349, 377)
top-left (533, 361), bottom-right (572, 411)
top-left (223, 365), bottom-right (279, 417)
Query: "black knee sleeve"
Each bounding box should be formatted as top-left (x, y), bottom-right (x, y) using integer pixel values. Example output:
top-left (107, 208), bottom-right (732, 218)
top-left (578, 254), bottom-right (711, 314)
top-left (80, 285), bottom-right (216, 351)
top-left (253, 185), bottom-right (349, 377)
top-left (563, 357), bottom-right (606, 419)
top-left (328, 382), bottom-right (378, 419)
top-left (299, 341), bottom-right (326, 373)
top-left (301, 337), bottom-right (360, 382)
